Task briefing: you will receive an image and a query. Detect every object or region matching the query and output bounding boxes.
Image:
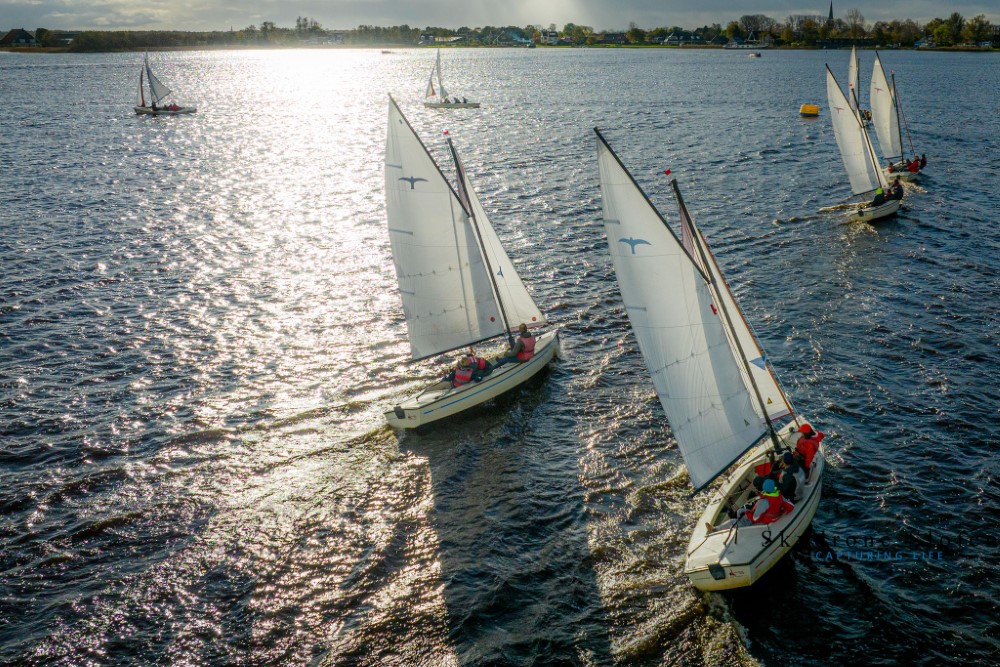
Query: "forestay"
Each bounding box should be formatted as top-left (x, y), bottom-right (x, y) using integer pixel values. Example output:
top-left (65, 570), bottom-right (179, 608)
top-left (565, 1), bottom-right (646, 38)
top-left (869, 53), bottom-right (903, 162)
top-left (453, 150), bottom-right (546, 330)
top-left (596, 132), bottom-right (767, 491)
top-left (384, 97), bottom-right (505, 359)
top-left (827, 66), bottom-right (885, 195)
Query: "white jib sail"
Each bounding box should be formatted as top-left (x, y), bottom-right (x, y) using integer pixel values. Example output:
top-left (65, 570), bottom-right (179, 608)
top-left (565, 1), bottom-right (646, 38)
top-left (435, 50), bottom-right (448, 100)
top-left (596, 133), bottom-right (765, 491)
top-left (848, 46), bottom-right (860, 113)
top-left (870, 53), bottom-right (903, 162)
top-left (384, 97), bottom-right (505, 360)
top-left (144, 54), bottom-right (171, 106)
top-left (455, 156), bottom-right (546, 330)
top-left (677, 201), bottom-right (792, 423)
top-left (827, 67), bottom-right (882, 195)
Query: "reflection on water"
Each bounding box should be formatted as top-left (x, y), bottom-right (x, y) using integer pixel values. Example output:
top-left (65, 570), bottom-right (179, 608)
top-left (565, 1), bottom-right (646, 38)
top-left (0, 48), bottom-right (998, 667)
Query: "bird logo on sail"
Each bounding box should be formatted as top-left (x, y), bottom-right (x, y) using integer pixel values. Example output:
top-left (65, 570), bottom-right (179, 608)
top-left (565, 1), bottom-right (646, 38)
top-left (619, 237), bottom-right (651, 254)
top-left (399, 176), bottom-right (428, 190)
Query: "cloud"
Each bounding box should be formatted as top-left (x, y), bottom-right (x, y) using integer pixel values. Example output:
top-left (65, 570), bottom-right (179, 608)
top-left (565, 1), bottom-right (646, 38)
top-left (1, 0), bottom-right (997, 32)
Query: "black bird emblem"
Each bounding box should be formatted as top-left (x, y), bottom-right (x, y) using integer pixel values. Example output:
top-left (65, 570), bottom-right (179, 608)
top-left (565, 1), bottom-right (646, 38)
top-left (619, 237), bottom-right (652, 254)
top-left (399, 176), bottom-right (428, 190)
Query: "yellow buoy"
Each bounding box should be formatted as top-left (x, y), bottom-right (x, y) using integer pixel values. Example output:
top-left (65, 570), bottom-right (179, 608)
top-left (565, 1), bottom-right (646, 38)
top-left (799, 104), bottom-right (820, 117)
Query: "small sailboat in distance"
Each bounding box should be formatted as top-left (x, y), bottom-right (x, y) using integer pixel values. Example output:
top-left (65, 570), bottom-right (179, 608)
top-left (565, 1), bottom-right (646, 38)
top-left (383, 96), bottom-right (558, 428)
top-left (595, 128), bottom-right (826, 590)
top-left (826, 65), bottom-right (900, 223)
top-left (134, 53), bottom-right (196, 116)
top-left (422, 50), bottom-right (480, 109)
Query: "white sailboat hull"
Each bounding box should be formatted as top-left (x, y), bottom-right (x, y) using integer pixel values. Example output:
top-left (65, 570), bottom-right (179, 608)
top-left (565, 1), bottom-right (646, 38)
top-left (134, 106), bottom-right (197, 116)
top-left (423, 101), bottom-right (481, 109)
top-left (884, 166), bottom-right (920, 182)
top-left (385, 330), bottom-right (560, 429)
top-left (850, 197), bottom-right (900, 223)
top-left (684, 423), bottom-right (825, 591)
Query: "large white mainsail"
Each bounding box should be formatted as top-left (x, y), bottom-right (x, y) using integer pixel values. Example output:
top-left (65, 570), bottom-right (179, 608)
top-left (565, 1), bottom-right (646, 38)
top-left (596, 130), bottom-right (768, 491)
top-left (452, 149), bottom-right (546, 330)
top-left (847, 46), bottom-right (860, 114)
top-left (826, 66), bottom-right (886, 195)
top-left (143, 54), bottom-right (172, 107)
top-left (384, 96), bottom-right (505, 359)
top-left (677, 203), bottom-right (792, 423)
top-left (869, 53), bottom-right (903, 163)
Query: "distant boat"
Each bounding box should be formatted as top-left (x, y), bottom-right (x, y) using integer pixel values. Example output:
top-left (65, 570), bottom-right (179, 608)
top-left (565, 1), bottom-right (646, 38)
top-left (383, 96), bottom-right (558, 428)
top-left (595, 128), bottom-right (825, 591)
top-left (869, 51), bottom-right (922, 181)
top-left (134, 53), bottom-right (196, 116)
top-left (422, 50), bottom-right (480, 109)
top-left (748, 51), bottom-right (761, 58)
top-left (826, 65), bottom-right (900, 223)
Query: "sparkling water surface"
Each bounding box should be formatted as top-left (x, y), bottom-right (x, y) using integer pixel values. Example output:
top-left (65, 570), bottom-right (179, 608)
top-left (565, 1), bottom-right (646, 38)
top-left (1, 47), bottom-right (999, 666)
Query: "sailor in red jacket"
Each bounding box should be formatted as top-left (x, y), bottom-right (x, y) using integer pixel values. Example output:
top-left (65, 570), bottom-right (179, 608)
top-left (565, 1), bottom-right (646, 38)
top-left (794, 423), bottom-right (825, 476)
top-left (747, 479), bottom-right (795, 525)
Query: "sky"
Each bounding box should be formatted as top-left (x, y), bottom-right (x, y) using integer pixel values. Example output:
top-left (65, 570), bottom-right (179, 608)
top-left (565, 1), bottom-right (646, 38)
top-left (2, 0), bottom-right (998, 33)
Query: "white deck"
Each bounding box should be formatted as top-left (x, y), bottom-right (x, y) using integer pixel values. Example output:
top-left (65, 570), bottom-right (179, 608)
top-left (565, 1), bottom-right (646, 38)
top-left (850, 197), bottom-right (901, 223)
top-left (135, 106), bottom-right (197, 116)
top-left (683, 422), bottom-right (826, 591)
top-left (384, 330), bottom-right (559, 429)
top-left (423, 101), bottom-right (481, 109)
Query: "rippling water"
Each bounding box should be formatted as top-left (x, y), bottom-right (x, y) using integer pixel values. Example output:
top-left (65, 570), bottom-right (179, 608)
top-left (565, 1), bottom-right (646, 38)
top-left (1, 47), bottom-right (999, 666)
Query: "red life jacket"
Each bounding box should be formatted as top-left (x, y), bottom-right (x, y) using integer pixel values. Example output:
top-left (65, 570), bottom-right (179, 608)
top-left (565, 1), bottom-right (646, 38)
top-left (516, 334), bottom-right (536, 362)
top-left (907, 160), bottom-right (920, 173)
top-left (754, 461), bottom-right (772, 477)
top-left (467, 356), bottom-right (488, 371)
top-left (753, 493), bottom-right (789, 524)
top-left (795, 432), bottom-right (824, 469)
top-left (453, 367), bottom-right (474, 387)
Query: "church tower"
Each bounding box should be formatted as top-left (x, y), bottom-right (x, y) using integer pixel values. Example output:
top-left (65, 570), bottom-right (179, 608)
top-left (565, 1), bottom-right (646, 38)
top-left (828, 2), bottom-right (834, 22)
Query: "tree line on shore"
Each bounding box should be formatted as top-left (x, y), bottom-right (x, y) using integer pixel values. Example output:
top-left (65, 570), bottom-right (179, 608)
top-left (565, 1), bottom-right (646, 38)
top-left (20, 11), bottom-right (998, 51)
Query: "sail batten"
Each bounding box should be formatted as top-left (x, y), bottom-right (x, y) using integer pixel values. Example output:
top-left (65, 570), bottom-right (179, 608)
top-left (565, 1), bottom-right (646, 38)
top-left (596, 130), bottom-right (768, 490)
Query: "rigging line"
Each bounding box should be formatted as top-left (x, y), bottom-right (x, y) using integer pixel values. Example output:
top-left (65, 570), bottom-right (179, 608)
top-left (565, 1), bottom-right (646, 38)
top-left (892, 74), bottom-right (917, 157)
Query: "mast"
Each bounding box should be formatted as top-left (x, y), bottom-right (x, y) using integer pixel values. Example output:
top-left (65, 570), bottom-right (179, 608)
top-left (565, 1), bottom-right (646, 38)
top-left (435, 50), bottom-right (448, 100)
top-left (670, 180), bottom-right (784, 452)
top-left (448, 136), bottom-right (515, 348)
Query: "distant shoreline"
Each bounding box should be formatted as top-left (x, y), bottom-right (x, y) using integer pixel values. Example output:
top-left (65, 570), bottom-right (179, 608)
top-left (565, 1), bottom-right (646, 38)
top-left (2, 44), bottom-right (997, 54)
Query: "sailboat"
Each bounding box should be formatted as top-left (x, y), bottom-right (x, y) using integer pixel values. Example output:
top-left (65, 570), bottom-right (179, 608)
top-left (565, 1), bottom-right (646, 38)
top-left (383, 96), bottom-right (558, 428)
top-left (134, 53), bottom-right (196, 116)
top-left (422, 50), bottom-right (480, 109)
top-left (870, 52), bottom-right (922, 181)
top-left (595, 128), bottom-right (825, 591)
top-left (826, 65), bottom-right (900, 223)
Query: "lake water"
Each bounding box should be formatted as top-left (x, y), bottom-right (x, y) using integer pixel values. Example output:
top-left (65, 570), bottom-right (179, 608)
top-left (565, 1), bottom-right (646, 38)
top-left (1, 47), bottom-right (999, 666)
